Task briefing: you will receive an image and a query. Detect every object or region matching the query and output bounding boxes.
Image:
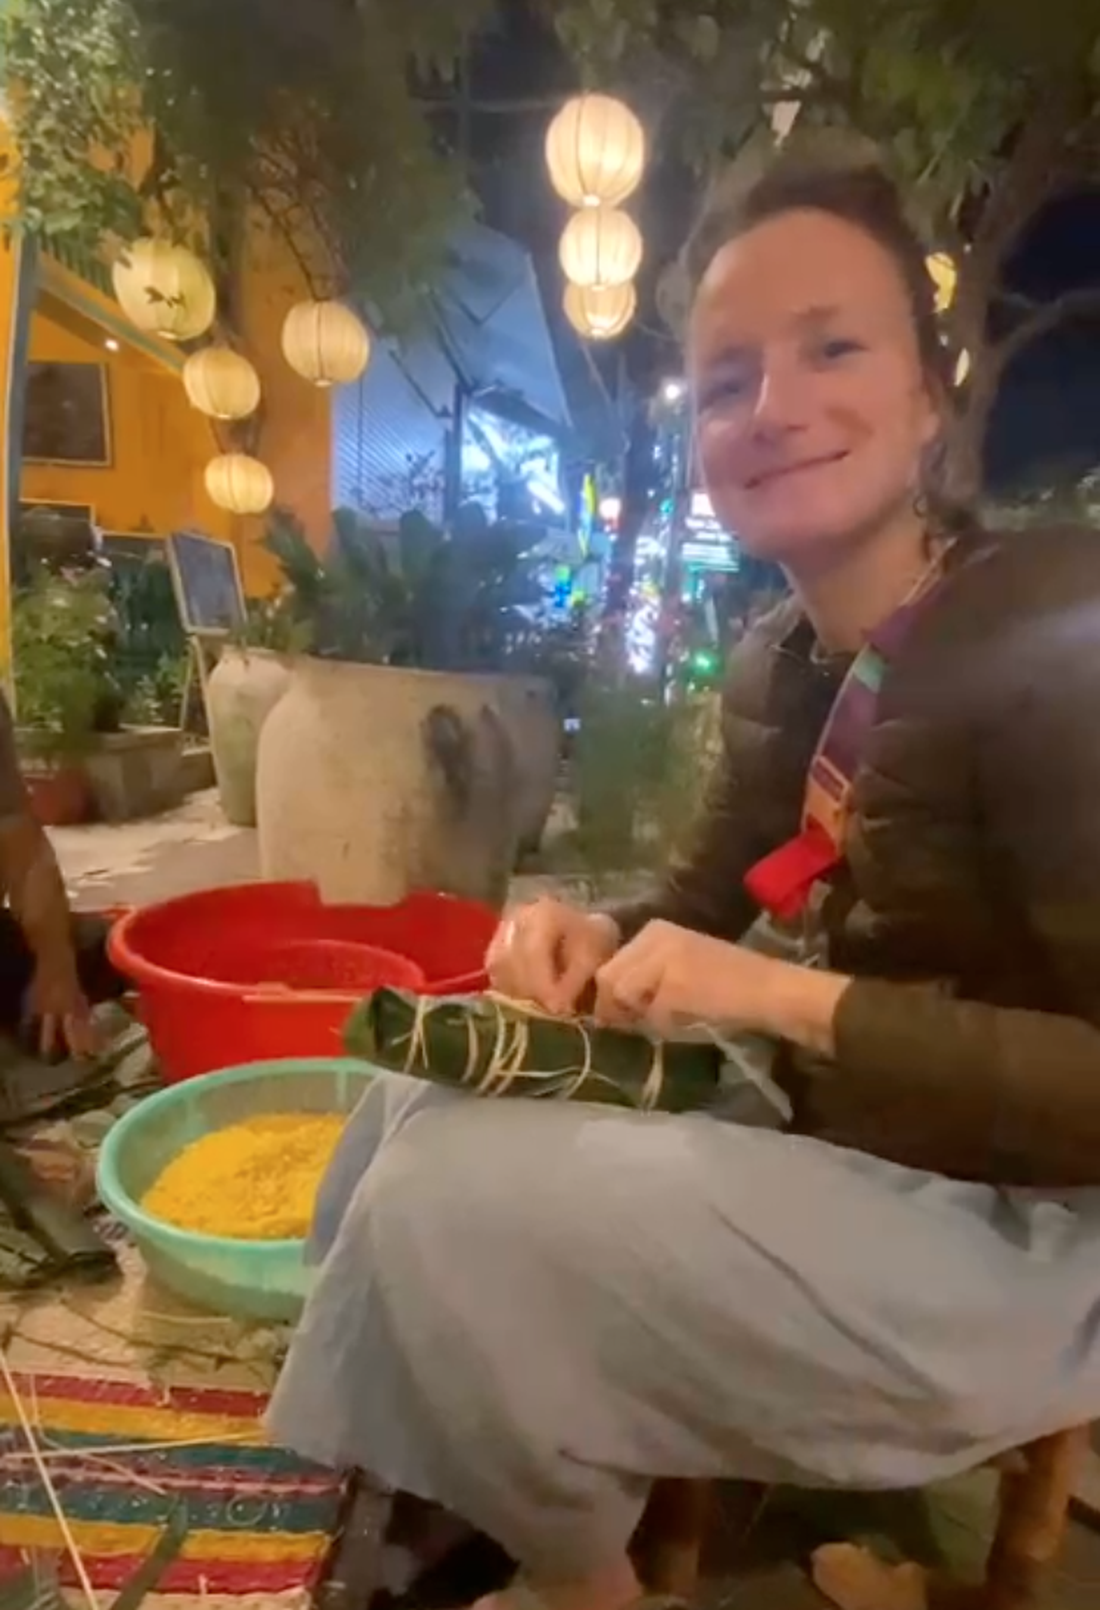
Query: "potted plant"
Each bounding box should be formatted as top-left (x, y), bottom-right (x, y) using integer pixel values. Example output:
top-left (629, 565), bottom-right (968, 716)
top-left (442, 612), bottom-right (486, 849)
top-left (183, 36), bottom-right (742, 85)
top-left (11, 567), bottom-right (121, 825)
top-left (13, 561), bottom-right (192, 825)
top-left (254, 505), bottom-right (557, 907)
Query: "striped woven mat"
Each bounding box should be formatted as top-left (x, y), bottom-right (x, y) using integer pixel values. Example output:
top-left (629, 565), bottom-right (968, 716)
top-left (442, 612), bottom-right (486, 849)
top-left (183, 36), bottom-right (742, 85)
top-left (0, 1240), bottom-right (345, 1610)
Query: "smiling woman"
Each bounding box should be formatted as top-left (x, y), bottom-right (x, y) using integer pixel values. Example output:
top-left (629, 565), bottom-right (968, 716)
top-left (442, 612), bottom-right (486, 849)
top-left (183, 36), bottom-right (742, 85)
top-left (267, 148), bottom-right (1100, 1610)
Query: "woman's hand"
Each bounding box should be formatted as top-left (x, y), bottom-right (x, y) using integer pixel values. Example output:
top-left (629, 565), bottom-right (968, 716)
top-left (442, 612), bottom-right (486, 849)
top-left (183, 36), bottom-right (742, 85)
top-left (486, 898), bottom-right (621, 1014)
top-left (593, 918), bottom-right (849, 1053)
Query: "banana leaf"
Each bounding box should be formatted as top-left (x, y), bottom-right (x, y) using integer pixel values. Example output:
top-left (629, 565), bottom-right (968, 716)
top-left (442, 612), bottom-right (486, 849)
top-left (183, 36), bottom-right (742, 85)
top-left (344, 989), bottom-right (723, 1113)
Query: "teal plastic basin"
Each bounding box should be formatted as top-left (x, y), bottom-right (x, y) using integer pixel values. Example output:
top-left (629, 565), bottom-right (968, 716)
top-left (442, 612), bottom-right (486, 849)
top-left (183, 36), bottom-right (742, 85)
top-left (97, 1057), bottom-right (376, 1322)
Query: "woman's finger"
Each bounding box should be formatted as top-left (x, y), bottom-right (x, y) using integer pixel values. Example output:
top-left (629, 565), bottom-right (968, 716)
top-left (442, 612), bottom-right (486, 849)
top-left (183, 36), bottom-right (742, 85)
top-left (594, 952), bottom-right (661, 1026)
top-left (549, 939), bottom-right (604, 1014)
top-left (514, 909), bottom-right (568, 1008)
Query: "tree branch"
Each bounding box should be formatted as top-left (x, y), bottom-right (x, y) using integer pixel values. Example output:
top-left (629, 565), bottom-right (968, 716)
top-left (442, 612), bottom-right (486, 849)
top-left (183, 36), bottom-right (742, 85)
top-left (250, 185), bottom-right (327, 300)
top-left (994, 284), bottom-right (1100, 374)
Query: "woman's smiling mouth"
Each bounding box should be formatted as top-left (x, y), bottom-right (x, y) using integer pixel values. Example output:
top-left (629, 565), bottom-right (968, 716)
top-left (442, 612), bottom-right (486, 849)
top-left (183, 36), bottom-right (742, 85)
top-left (744, 450), bottom-right (849, 490)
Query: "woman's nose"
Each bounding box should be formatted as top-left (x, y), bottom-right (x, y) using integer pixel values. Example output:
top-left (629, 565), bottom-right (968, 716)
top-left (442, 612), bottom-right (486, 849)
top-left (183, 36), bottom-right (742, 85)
top-left (750, 357), bottom-right (809, 438)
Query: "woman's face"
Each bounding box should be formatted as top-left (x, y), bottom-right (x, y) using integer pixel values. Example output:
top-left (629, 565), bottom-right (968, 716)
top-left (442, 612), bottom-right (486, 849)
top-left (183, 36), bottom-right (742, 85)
top-left (688, 207), bottom-right (939, 566)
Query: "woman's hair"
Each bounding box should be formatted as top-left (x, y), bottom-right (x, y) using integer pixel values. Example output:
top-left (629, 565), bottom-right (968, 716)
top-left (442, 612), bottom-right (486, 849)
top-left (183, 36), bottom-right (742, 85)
top-left (678, 135), bottom-right (974, 531)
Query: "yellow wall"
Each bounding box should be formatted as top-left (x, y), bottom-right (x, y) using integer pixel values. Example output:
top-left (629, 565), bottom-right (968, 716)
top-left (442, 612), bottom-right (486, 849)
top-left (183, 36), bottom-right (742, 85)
top-left (235, 219), bottom-right (333, 591)
top-left (21, 301), bottom-right (235, 542)
top-left (0, 115), bottom-right (336, 636)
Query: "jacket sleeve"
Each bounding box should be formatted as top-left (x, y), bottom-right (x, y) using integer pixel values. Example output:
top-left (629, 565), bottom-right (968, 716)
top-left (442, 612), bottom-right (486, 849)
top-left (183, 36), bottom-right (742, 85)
top-left (606, 620), bottom-right (803, 944)
top-left (831, 534), bottom-right (1100, 1185)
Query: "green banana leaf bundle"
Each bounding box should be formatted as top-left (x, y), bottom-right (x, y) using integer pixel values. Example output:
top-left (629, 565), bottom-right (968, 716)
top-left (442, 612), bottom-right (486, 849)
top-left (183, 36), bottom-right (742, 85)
top-left (344, 989), bottom-right (723, 1113)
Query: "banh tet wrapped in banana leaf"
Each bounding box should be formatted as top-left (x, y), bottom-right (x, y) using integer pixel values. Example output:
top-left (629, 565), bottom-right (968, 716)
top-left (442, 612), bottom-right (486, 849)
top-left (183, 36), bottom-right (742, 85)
top-left (344, 988), bottom-right (724, 1113)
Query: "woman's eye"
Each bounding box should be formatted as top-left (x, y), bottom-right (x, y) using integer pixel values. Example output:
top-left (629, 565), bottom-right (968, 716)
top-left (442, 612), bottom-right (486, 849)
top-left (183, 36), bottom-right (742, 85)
top-left (699, 373), bottom-right (753, 409)
top-left (817, 337), bottom-right (864, 362)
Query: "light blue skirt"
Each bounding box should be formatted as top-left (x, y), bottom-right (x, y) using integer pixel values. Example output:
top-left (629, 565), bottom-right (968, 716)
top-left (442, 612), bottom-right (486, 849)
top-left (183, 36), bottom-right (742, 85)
top-left (267, 1072), bottom-right (1100, 1576)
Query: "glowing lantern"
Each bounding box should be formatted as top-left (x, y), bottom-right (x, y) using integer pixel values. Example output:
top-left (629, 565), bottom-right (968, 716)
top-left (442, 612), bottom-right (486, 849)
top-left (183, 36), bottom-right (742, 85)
top-left (563, 279), bottom-right (637, 341)
top-left (559, 208), bottom-right (642, 290)
top-left (204, 453), bottom-right (273, 515)
top-left (545, 93), bottom-right (646, 209)
top-left (927, 251), bottom-right (957, 314)
top-left (112, 239), bottom-right (216, 341)
top-left (182, 348), bottom-right (261, 420)
top-left (955, 348), bottom-right (971, 385)
top-left (281, 300), bottom-right (371, 387)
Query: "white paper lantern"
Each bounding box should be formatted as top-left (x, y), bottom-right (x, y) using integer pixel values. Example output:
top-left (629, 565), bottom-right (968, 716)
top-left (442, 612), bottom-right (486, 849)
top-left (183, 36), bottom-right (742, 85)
top-left (927, 251), bottom-right (957, 314)
top-left (183, 348), bottom-right (261, 420)
top-left (559, 208), bottom-right (642, 291)
top-left (281, 300), bottom-right (371, 387)
top-left (563, 280), bottom-right (637, 341)
top-left (545, 93), bottom-right (646, 209)
top-left (204, 453), bottom-right (273, 515)
top-left (112, 239), bottom-right (216, 342)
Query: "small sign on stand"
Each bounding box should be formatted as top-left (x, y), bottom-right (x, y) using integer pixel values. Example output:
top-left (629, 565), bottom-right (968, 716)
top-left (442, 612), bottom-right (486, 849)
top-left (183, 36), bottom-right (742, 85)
top-left (165, 530), bottom-right (247, 731)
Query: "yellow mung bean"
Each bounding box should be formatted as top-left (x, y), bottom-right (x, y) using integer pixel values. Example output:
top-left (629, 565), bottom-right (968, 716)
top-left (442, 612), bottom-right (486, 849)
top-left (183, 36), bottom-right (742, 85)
top-left (141, 1113), bottom-right (344, 1240)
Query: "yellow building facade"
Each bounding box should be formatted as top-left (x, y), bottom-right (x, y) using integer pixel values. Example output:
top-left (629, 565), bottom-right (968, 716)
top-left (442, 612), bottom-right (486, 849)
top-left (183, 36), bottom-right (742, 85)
top-left (0, 119), bottom-right (335, 669)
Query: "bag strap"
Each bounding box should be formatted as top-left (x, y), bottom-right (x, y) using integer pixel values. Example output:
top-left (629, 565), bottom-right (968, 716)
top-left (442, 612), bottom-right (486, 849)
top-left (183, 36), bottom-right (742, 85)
top-left (745, 553), bottom-right (950, 920)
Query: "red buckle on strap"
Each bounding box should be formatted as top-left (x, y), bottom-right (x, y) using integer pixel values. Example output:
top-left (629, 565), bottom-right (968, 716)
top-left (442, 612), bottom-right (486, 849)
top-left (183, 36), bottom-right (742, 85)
top-left (744, 823), bottom-right (839, 921)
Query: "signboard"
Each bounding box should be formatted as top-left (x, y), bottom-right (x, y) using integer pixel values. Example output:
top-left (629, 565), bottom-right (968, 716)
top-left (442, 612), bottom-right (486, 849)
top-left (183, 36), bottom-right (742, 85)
top-left (679, 491), bottom-right (739, 573)
top-left (166, 530), bottom-right (246, 638)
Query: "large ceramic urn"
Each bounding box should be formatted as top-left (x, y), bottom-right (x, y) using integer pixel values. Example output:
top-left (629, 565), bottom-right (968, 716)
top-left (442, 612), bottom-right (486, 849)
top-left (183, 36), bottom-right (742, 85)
top-left (206, 647), bottom-right (291, 827)
top-left (256, 656), bottom-right (520, 906)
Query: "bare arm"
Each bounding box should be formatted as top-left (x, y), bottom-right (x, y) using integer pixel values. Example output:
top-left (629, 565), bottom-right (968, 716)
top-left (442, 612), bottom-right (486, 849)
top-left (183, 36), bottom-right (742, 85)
top-left (0, 695), bottom-right (89, 1051)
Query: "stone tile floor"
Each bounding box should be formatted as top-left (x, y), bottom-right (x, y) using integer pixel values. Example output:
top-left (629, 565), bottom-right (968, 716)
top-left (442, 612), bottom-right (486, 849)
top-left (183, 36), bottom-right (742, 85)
top-left (49, 791), bottom-right (1100, 1605)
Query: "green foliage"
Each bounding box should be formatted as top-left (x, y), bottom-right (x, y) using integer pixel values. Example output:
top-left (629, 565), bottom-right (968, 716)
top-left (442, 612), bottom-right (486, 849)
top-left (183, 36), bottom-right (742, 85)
top-left (570, 678), bottom-right (717, 871)
top-left (262, 504), bottom-right (546, 673)
top-left (12, 568), bottom-right (123, 759)
top-left (2, 0), bottom-right (494, 322)
top-left (105, 550), bottom-right (188, 723)
top-left (237, 594), bottom-right (311, 656)
top-left (120, 653), bottom-right (187, 726)
top-left (549, 0), bottom-right (1099, 220)
top-left (989, 468), bottom-right (1100, 530)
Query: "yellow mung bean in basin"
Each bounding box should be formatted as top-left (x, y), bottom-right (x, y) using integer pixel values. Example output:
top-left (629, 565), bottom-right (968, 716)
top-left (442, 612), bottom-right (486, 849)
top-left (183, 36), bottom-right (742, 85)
top-left (141, 1113), bottom-right (344, 1240)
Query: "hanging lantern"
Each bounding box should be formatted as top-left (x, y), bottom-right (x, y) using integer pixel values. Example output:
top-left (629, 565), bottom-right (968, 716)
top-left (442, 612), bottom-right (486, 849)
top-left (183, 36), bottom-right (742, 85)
top-left (204, 453), bottom-right (273, 516)
top-left (545, 93), bottom-right (646, 209)
top-left (182, 348), bottom-right (261, 420)
top-left (563, 280), bottom-right (637, 341)
top-left (281, 300), bottom-right (371, 387)
top-left (559, 208), bottom-right (642, 291)
top-left (112, 239), bottom-right (216, 342)
top-left (927, 251), bottom-right (957, 314)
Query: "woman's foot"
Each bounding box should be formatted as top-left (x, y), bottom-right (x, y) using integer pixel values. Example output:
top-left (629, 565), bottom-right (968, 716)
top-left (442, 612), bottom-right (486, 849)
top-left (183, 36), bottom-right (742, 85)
top-left (812, 1543), bottom-right (929, 1610)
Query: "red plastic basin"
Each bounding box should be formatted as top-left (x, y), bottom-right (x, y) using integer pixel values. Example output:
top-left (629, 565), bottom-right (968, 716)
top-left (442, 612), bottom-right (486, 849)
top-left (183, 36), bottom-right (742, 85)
top-left (109, 882), bottom-right (498, 1083)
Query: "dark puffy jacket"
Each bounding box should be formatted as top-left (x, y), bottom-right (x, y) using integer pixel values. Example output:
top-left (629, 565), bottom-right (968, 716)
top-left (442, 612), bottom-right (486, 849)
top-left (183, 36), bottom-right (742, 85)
top-left (612, 526), bottom-right (1100, 1187)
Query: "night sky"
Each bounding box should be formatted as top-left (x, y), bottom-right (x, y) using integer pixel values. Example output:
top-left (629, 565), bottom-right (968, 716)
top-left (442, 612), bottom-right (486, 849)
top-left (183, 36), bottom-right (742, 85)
top-left (988, 188), bottom-right (1100, 490)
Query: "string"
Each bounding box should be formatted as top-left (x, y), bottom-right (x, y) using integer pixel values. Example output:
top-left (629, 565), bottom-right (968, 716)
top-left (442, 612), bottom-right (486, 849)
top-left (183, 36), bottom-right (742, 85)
top-left (394, 989), bottom-right (667, 1107)
top-left (0, 1350), bottom-right (99, 1610)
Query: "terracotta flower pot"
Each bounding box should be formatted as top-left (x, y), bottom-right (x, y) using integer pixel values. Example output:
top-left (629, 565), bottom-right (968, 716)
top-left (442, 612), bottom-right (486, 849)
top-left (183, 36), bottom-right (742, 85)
top-left (22, 763), bottom-right (92, 826)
